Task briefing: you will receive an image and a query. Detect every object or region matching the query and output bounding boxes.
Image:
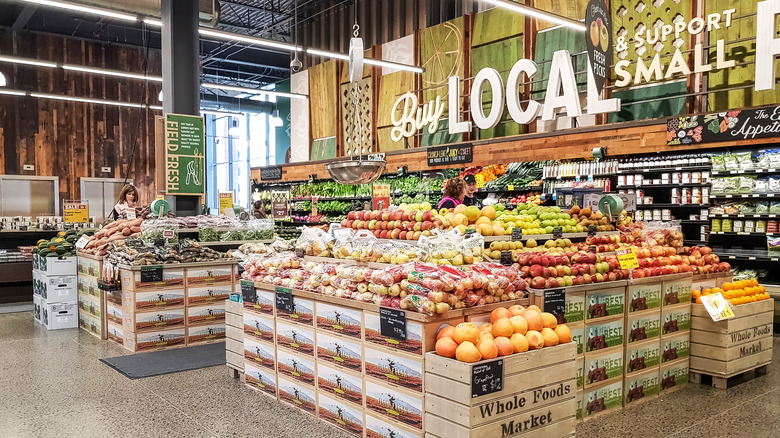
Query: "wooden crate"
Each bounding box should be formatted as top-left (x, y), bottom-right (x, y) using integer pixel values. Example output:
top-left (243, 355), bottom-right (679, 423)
top-left (244, 360), bottom-right (277, 398)
top-left (316, 362), bottom-right (364, 409)
top-left (626, 278), bottom-right (663, 313)
top-left (364, 310), bottom-right (463, 356)
top-left (584, 286), bottom-right (626, 323)
top-left (691, 272), bottom-right (732, 291)
top-left (318, 392), bottom-right (364, 437)
top-left (277, 375), bottom-right (318, 415)
top-left (582, 380), bottom-right (623, 420)
top-left (315, 301), bottom-right (364, 341)
top-left (625, 338), bottom-right (661, 376)
top-left (243, 289), bottom-right (275, 316)
top-left (424, 343), bottom-right (576, 438)
top-left (660, 331), bottom-right (690, 364)
top-left (689, 299), bottom-right (774, 380)
top-left (625, 309), bottom-right (661, 344)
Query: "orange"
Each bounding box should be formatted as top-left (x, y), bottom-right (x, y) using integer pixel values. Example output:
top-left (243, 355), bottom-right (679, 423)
top-left (456, 341), bottom-right (482, 363)
top-left (493, 337), bottom-right (514, 357)
top-left (509, 315), bottom-right (528, 335)
top-left (507, 305), bottom-right (526, 317)
top-left (541, 312), bottom-right (558, 329)
top-left (509, 333), bottom-right (529, 353)
top-left (435, 337), bottom-right (458, 358)
top-left (527, 305), bottom-right (542, 313)
top-left (479, 323), bottom-right (493, 334)
top-left (541, 328), bottom-right (559, 347)
top-left (453, 323), bottom-right (479, 344)
top-left (702, 288), bottom-right (712, 295)
top-left (476, 338), bottom-right (499, 360)
top-left (554, 325), bottom-right (572, 343)
top-left (437, 325), bottom-right (455, 341)
top-left (695, 297), bottom-right (703, 304)
top-left (491, 307), bottom-right (511, 324)
top-left (526, 330), bottom-right (545, 350)
top-left (524, 310), bottom-right (544, 331)
top-left (492, 318), bottom-right (514, 338)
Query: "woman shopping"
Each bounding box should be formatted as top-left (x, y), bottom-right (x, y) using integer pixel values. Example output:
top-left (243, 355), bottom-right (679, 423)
top-left (438, 178), bottom-right (466, 210)
top-left (111, 184), bottom-right (139, 220)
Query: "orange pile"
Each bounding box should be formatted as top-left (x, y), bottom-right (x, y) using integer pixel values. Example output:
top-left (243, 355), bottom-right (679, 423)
top-left (435, 305), bottom-right (572, 363)
top-left (692, 279), bottom-right (771, 306)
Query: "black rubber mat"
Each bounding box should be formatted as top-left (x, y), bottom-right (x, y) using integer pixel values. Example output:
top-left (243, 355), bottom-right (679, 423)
top-left (100, 342), bottom-right (226, 379)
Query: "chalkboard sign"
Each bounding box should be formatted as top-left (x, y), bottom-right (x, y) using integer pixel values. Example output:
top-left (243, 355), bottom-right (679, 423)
top-left (667, 105), bottom-right (780, 146)
top-left (500, 251), bottom-right (513, 266)
top-left (588, 245), bottom-right (597, 253)
top-left (275, 286), bottom-right (294, 313)
top-left (140, 266), bottom-right (163, 283)
top-left (241, 280), bottom-right (256, 304)
top-left (260, 166), bottom-right (283, 181)
top-left (427, 143), bottom-right (473, 166)
top-left (379, 307), bottom-right (407, 340)
top-left (543, 288), bottom-right (566, 320)
top-left (588, 226), bottom-right (597, 237)
top-left (472, 359), bottom-right (504, 398)
top-left (511, 228), bottom-right (523, 240)
top-left (552, 227), bottom-right (563, 239)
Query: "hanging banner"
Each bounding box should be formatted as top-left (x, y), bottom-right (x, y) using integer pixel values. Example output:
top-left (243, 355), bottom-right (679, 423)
top-left (271, 191), bottom-right (290, 220)
top-left (165, 113), bottom-right (205, 195)
top-left (63, 201), bottom-right (89, 223)
top-left (667, 106), bottom-right (780, 145)
top-left (219, 193), bottom-right (233, 215)
top-left (372, 184), bottom-right (391, 210)
top-left (585, 0), bottom-right (612, 94)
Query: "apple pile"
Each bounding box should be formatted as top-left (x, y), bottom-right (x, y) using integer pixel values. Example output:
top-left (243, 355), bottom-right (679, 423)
top-left (435, 306), bottom-right (572, 363)
top-left (342, 208), bottom-right (443, 241)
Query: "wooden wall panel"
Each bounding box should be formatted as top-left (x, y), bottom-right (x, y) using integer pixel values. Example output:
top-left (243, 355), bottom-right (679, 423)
top-left (308, 59), bottom-right (340, 141)
top-left (0, 29), bottom-right (161, 206)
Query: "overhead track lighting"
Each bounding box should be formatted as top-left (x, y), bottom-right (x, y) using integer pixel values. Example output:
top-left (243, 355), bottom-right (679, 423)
top-left (0, 55), bottom-right (57, 69)
top-left (481, 0), bottom-right (587, 32)
top-left (201, 83), bottom-right (308, 100)
top-left (22, 0), bottom-right (138, 21)
top-left (62, 65), bottom-right (163, 82)
top-left (0, 72), bottom-right (6, 87)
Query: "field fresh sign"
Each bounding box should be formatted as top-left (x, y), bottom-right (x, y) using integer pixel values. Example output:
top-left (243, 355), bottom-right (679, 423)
top-left (391, 1), bottom-right (780, 138)
top-left (165, 113), bottom-right (205, 195)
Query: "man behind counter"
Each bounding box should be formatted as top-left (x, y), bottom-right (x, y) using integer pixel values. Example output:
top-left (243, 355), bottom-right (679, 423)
top-left (462, 175), bottom-right (481, 208)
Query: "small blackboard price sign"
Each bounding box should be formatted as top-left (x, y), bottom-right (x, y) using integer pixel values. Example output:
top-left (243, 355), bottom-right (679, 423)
top-left (543, 288), bottom-right (566, 320)
top-left (472, 359), bottom-right (504, 398)
top-left (241, 280), bottom-right (256, 303)
top-left (500, 251), bottom-right (513, 266)
top-left (511, 228), bottom-right (523, 240)
top-left (588, 226), bottom-right (597, 237)
top-left (275, 286), bottom-right (293, 313)
top-left (260, 166), bottom-right (283, 181)
top-left (552, 227), bottom-right (563, 239)
top-left (140, 266), bottom-right (163, 283)
top-left (379, 307), bottom-right (407, 340)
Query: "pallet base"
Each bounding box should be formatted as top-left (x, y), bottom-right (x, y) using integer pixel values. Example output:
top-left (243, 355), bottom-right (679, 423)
top-left (689, 364), bottom-right (770, 389)
top-left (227, 365), bottom-right (243, 379)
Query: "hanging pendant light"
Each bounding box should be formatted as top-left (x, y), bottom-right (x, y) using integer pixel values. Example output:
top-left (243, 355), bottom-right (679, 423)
top-left (0, 72), bottom-right (7, 87)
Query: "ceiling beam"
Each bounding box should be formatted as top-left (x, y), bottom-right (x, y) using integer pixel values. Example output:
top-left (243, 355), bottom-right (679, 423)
top-left (13, 5), bottom-right (38, 31)
top-left (220, 0), bottom-right (291, 19)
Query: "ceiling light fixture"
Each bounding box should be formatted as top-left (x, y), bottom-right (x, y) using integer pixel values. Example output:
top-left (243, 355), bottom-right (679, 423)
top-left (22, 0), bottom-right (138, 21)
top-left (143, 18), bottom-right (162, 27)
top-left (200, 109), bottom-right (245, 117)
top-left (198, 28), bottom-right (300, 52)
top-left (30, 91), bottom-right (147, 108)
top-left (481, 0), bottom-right (586, 31)
top-left (0, 89), bottom-right (26, 96)
top-left (0, 72), bottom-right (6, 87)
top-left (201, 82), bottom-right (308, 100)
top-left (62, 65), bottom-right (163, 82)
top-left (0, 55), bottom-right (57, 69)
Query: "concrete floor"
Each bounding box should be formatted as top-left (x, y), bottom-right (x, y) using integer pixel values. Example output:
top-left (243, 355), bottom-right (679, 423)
top-left (1, 311), bottom-right (778, 438)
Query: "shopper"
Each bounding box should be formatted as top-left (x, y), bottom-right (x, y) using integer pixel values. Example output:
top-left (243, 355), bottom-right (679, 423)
top-left (111, 184), bottom-right (138, 220)
top-left (438, 178), bottom-right (466, 209)
top-left (462, 175), bottom-right (481, 208)
top-left (252, 200), bottom-right (267, 219)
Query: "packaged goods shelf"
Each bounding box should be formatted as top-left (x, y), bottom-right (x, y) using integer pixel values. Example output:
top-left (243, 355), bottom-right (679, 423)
top-left (617, 183), bottom-right (710, 189)
top-left (710, 194), bottom-right (780, 199)
top-left (710, 232), bottom-right (780, 237)
top-left (711, 169), bottom-right (780, 175)
top-left (617, 165), bottom-right (711, 174)
top-left (710, 214), bottom-right (780, 219)
top-left (635, 204), bottom-right (710, 209)
top-left (712, 248), bottom-right (780, 262)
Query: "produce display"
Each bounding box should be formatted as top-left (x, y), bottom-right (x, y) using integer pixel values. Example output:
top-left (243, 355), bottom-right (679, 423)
top-left (435, 305), bottom-right (572, 362)
top-left (198, 219), bottom-right (275, 242)
top-left (103, 238), bottom-right (231, 266)
top-left (290, 181), bottom-right (372, 199)
top-left (78, 218), bottom-right (143, 256)
top-left (692, 279), bottom-right (770, 306)
top-left (32, 228), bottom-right (87, 258)
top-left (480, 162), bottom-right (545, 190)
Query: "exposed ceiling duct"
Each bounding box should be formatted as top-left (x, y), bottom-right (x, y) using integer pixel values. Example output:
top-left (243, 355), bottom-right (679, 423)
top-left (68, 0), bottom-right (221, 27)
top-left (200, 94), bottom-right (274, 114)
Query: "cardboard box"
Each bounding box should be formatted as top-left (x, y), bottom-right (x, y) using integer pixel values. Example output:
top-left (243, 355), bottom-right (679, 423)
top-left (243, 337), bottom-right (276, 370)
top-left (364, 345), bottom-right (423, 393)
top-left (624, 367), bottom-right (660, 405)
top-left (660, 331), bottom-right (690, 363)
top-left (186, 266), bottom-right (233, 286)
top-left (365, 379), bottom-right (423, 431)
top-left (276, 296), bottom-right (314, 326)
top-left (569, 322), bottom-right (585, 356)
top-left (660, 358), bottom-right (689, 392)
top-left (187, 323), bottom-right (226, 344)
top-left (627, 282), bottom-right (662, 313)
top-left (186, 303), bottom-right (226, 326)
top-left (663, 277), bottom-right (692, 306)
top-left (277, 348), bottom-right (316, 387)
top-left (576, 356), bottom-right (584, 389)
top-left (243, 312), bottom-right (275, 343)
top-left (77, 256), bottom-right (101, 277)
top-left (625, 338), bottom-right (661, 375)
top-left (316, 362), bottom-right (364, 408)
top-left (78, 311), bottom-right (104, 339)
top-left (243, 289), bottom-right (275, 315)
top-left (585, 317), bottom-right (624, 352)
top-left (584, 347), bottom-right (624, 388)
top-left (575, 390), bottom-right (584, 421)
top-left (32, 271), bottom-right (41, 297)
top-left (583, 380), bottom-right (623, 418)
top-left (661, 304), bottom-right (692, 335)
top-left (585, 286), bottom-right (625, 322)
top-left (123, 307), bottom-right (186, 332)
top-left (35, 255), bottom-right (77, 276)
top-left (106, 301), bottom-right (123, 326)
top-left (106, 321), bottom-right (124, 345)
top-left (626, 310), bottom-right (661, 344)
top-left (564, 291), bottom-right (586, 324)
top-left (364, 311), bottom-right (424, 355)
top-left (276, 320), bottom-right (315, 356)
top-left (277, 376), bottom-right (317, 414)
top-left (121, 268), bottom-right (184, 291)
top-left (244, 361), bottom-right (277, 397)
top-left (365, 413), bottom-right (423, 438)
top-left (318, 393), bottom-right (364, 437)
top-left (315, 331), bottom-right (363, 373)
top-left (42, 300), bottom-right (78, 330)
top-left (77, 292), bottom-right (102, 319)
top-left (33, 294), bottom-right (42, 324)
top-left (78, 274), bottom-right (100, 298)
top-left (39, 275), bottom-right (78, 303)
top-left (187, 285), bottom-right (232, 307)
top-left (122, 289), bottom-right (186, 311)
top-left (315, 302), bottom-right (363, 340)
top-left (124, 328), bottom-right (186, 352)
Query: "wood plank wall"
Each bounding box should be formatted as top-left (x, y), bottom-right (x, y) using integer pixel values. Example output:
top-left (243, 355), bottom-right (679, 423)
top-left (0, 29), bottom-right (162, 206)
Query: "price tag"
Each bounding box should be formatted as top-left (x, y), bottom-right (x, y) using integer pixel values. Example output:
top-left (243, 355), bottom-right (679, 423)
top-left (241, 280), bottom-right (256, 303)
top-left (616, 248), bottom-right (639, 270)
top-left (552, 227), bottom-right (563, 239)
top-left (140, 266), bottom-right (163, 283)
top-left (75, 235), bottom-right (90, 249)
top-left (379, 307), bottom-right (407, 340)
top-left (588, 226), bottom-right (597, 237)
top-left (700, 293), bottom-right (735, 321)
top-left (162, 229), bottom-right (175, 239)
top-left (542, 288), bottom-right (566, 321)
top-left (275, 286), bottom-right (294, 313)
top-left (500, 251), bottom-right (513, 266)
top-left (507, 185), bottom-right (514, 191)
top-left (511, 228), bottom-right (523, 240)
top-left (464, 228), bottom-right (476, 236)
top-left (471, 359), bottom-right (504, 398)
top-left (126, 209), bottom-right (136, 220)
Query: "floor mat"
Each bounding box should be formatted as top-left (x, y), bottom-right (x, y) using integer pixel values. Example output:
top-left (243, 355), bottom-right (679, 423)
top-left (100, 342), bottom-right (226, 379)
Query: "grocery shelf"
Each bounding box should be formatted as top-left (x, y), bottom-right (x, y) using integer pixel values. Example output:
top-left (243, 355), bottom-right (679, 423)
top-left (481, 231), bottom-right (620, 242)
top-left (714, 248), bottom-right (780, 262)
top-left (476, 187), bottom-right (544, 194)
top-left (711, 168), bottom-right (780, 176)
top-left (198, 240), bottom-right (274, 246)
top-left (617, 165), bottom-right (711, 174)
top-left (710, 213), bottom-right (780, 219)
top-left (542, 173), bottom-right (615, 180)
top-left (710, 193), bottom-right (780, 199)
top-left (711, 232), bottom-right (780, 237)
top-left (680, 220), bottom-right (710, 225)
top-left (684, 239), bottom-right (710, 246)
top-left (290, 196), bottom-right (371, 202)
top-left (635, 203), bottom-right (709, 209)
top-left (616, 183), bottom-right (710, 189)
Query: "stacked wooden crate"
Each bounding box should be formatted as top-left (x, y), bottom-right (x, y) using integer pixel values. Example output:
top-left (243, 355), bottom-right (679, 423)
top-left (76, 254), bottom-right (106, 338)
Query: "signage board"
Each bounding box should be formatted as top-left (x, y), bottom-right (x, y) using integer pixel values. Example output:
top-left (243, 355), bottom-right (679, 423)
top-left (427, 143), bottom-right (473, 166)
top-left (260, 166), bottom-right (282, 181)
top-left (164, 113), bottom-right (205, 195)
top-left (63, 201), bottom-right (89, 223)
top-left (668, 106), bottom-right (780, 145)
top-left (585, 0), bottom-right (612, 94)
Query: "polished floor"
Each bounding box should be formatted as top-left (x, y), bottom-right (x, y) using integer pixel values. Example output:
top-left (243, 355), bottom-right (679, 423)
top-left (0, 311), bottom-right (778, 438)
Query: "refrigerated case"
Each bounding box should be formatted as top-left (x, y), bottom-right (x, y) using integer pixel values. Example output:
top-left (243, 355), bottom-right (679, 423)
top-left (80, 178), bottom-right (133, 223)
top-left (0, 175), bottom-right (59, 217)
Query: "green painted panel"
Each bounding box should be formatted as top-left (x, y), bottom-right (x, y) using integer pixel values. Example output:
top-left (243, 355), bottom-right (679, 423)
top-left (471, 37), bottom-right (525, 140)
top-left (311, 137), bottom-right (337, 161)
top-left (472, 7), bottom-right (523, 47)
top-left (608, 81), bottom-right (687, 123)
top-left (532, 27), bottom-right (587, 101)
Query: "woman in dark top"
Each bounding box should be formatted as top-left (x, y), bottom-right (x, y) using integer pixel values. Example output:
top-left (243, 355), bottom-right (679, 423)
top-left (252, 200), bottom-right (267, 219)
top-left (438, 178), bottom-right (466, 210)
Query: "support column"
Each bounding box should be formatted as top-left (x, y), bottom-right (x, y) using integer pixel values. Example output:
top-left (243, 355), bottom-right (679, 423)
top-left (161, 0), bottom-right (200, 115)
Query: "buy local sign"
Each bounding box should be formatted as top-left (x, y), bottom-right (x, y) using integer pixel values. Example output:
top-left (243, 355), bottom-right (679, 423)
top-left (391, 1), bottom-right (780, 139)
